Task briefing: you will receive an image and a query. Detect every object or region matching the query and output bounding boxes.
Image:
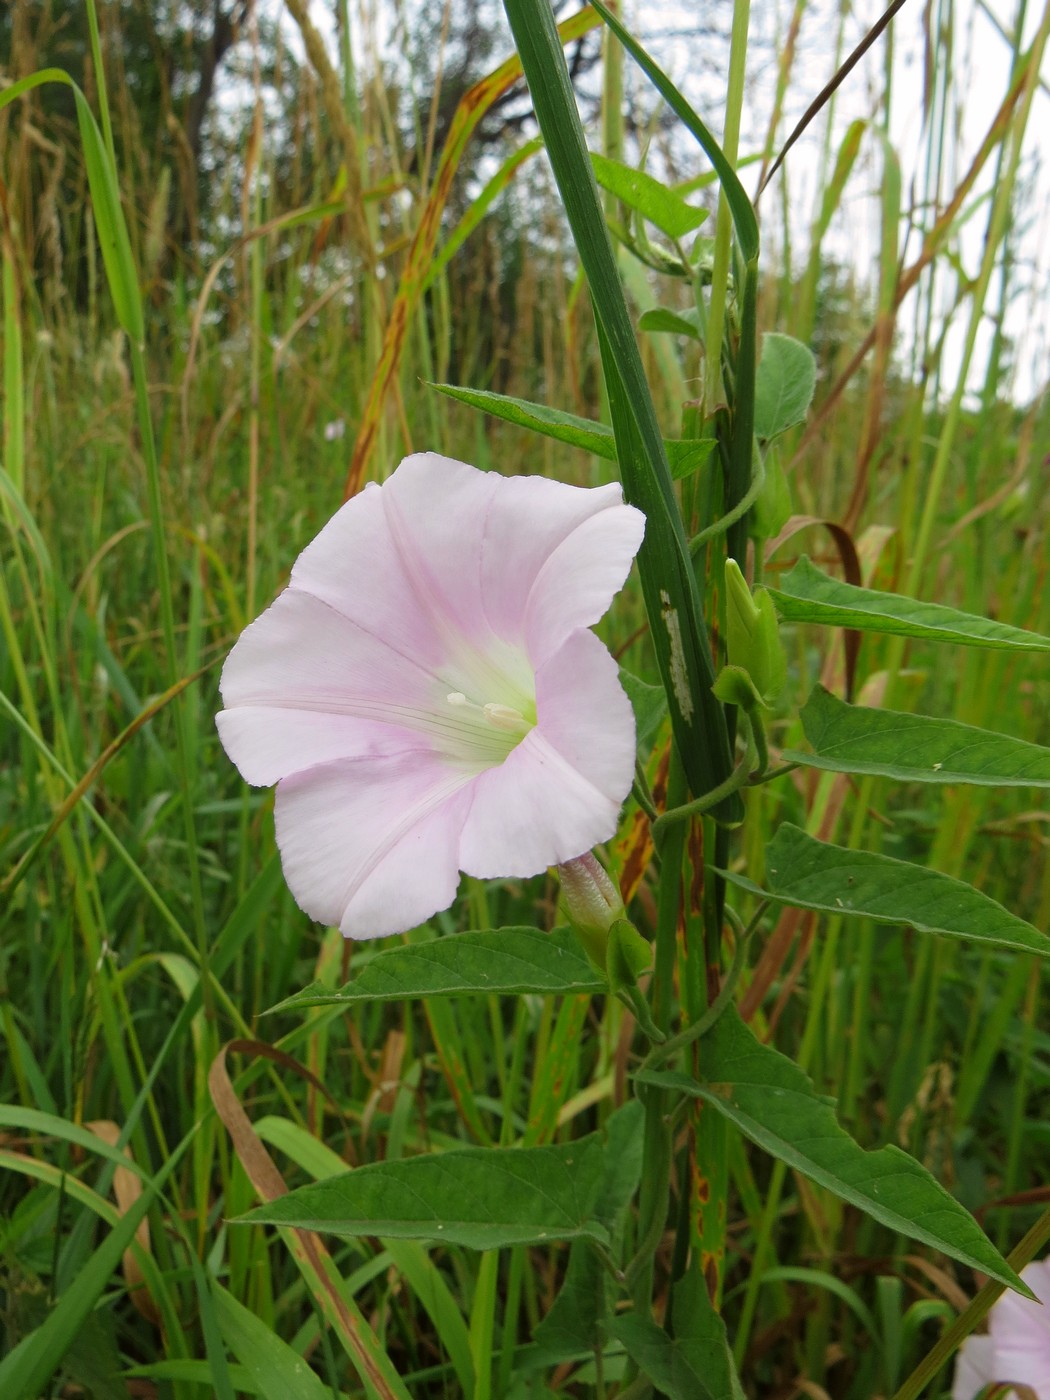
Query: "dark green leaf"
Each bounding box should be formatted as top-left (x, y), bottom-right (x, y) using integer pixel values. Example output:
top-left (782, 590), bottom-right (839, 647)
top-left (608, 1262), bottom-right (746, 1399)
top-left (620, 669), bottom-right (669, 752)
top-left (591, 152), bottom-right (708, 237)
top-left (719, 824), bottom-right (1050, 957)
top-left (638, 1010), bottom-right (1027, 1292)
top-left (269, 926), bottom-right (603, 1013)
top-left (786, 685), bottom-right (1050, 787)
top-left (769, 558), bottom-right (1050, 651)
top-left (240, 1137), bottom-right (609, 1250)
top-left (533, 1241), bottom-right (605, 1358)
top-left (753, 333), bottom-right (817, 440)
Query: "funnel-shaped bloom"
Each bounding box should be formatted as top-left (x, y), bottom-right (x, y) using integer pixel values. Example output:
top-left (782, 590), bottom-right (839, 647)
top-left (953, 1258), bottom-right (1050, 1399)
top-left (217, 453), bottom-right (645, 939)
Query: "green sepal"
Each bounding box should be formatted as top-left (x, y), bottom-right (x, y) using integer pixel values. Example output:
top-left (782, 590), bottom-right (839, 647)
top-left (724, 559), bottom-right (787, 703)
top-left (712, 664), bottom-right (768, 712)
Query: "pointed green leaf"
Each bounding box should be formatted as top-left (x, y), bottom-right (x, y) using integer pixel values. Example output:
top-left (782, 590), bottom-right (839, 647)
top-left (620, 667), bottom-right (668, 750)
top-left (607, 1263), bottom-right (746, 1399)
top-left (769, 558), bottom-right (1050, 651)
top-left (591, 152), bottom-right (708, 238)
top-left (269, 927), bottom-right (603, 1014)
top-left (753, 333), bottom-right (817, 440)
top-left (428, 382), bottom-right (713, 479)
top-left (786, 685), bottom-right (1050, 787)
top-left (720, 824), bottom-right (1050, 957)
top-left (638, 1010), bottom-right (1027, 1292)
top-left (240, 1136), bottom-right (609, 1250)
top-left (638, 306), bottom-right (703, 339)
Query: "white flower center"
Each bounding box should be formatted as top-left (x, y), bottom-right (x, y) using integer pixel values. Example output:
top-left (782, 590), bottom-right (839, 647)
top-left (446, 691), bottom-right (532, 737)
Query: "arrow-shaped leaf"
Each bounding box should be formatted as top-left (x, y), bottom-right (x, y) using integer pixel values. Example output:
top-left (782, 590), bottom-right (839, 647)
top-left (769, 557), bottom-right (1050, 650)
top-left (269, 926), bottom-right (603, 1014)
top-left (239, 1137), bottom-right (609, 1251)
top-left (786, 685), bottom-right (1050, 787)
top-left (638, 1010), bottom-right (1026, 1292)
top-left (720, 824), bottom-right (1050, 957)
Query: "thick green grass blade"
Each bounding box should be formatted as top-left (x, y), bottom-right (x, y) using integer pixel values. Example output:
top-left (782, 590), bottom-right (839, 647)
top-left (241, 1136), bottom-right (609, 1250)
top-left (638, 1010), bottom-right (1028, 1293)
top-left (501, 0), bottom-right (738, 814)
top-left (769, 557), bottom-right (1050, 649)
top-left (269, 926), bottom-right (604, 1012)
top-left (786, 685), bottom-right (1050, 786)
top-left (213, 1284), bottom-right (335, 1400)
top-left (720, 824), bottom-right (1050, 956)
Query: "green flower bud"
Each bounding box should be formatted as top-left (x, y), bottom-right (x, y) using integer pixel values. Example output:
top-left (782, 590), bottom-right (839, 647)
top-left (724, 559), bottom-right (787, 706)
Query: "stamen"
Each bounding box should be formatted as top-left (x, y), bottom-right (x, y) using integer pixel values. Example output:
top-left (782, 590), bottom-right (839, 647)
top-left (446, 691), bottom-right (530, 735)
top-left (483, 702), bottom-right (530, 734)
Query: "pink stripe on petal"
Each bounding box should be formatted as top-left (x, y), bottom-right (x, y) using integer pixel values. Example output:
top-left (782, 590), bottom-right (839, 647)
top-left (524, 503), bottom-right (645, 666)
top-left (533, 629), bottom-right (637, 804)
top-left (459, 727), bottom-right (622, 880)
top-left (274, 753), bottom-right (474, 940)
top-left (217, 707), bottom-right (428, 786)
top-left (289, 478), bottom-right (445, 667)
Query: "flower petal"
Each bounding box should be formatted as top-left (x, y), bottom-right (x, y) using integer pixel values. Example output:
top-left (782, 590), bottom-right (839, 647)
top-left (951, 1335), bottom-right (996, 1400)
top-left (274, 753), bottom-right (474, 939)
top-left (380, 453), bottom-right (639, 657)
top-left (287, 474), bottom-right (445, 668)
top-left (524, 501), bottom-right (646, 666)
top-left (217, 587), bottom-right (440, 785)
top-left (459, 629), bottom-right (635, 877)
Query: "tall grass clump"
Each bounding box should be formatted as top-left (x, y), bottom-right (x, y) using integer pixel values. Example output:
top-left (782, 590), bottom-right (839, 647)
top-left (2, 0), bottom-right (1050, 1395)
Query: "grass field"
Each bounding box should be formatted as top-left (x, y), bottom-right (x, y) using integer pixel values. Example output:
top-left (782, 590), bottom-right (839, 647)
top-left (3, 0), bottom-right (1050, 1395)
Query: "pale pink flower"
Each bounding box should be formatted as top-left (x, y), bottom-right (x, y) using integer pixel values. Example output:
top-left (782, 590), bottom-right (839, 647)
top-left (953, 1259), bottom-right (1050, 1399)
top-left (217, 453), bottom-right (645, 939)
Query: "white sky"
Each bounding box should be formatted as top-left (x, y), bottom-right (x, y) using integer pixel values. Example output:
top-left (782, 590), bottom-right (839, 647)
top-left (268, 0), bottom-right (1050, 404)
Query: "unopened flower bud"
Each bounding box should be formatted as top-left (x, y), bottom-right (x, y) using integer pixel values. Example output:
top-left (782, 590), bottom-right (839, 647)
top-left (557, 853), bottom-right (624, 969)
top-left (724, 558), bottom-right (787, 706)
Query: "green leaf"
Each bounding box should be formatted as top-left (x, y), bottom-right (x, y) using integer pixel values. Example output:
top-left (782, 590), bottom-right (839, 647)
top-left (214, 1284), bottom-right (333, 1400)
top-left (533, 1101), bottom-right (645, 1360)
top-left (620, 667), bottom-right (668, 750)
top-left (591, 152), bottom-right (708, 237)
top-left (719, 824), bottom-right (1050, 957)
top-left (532, 1241), bottom-right (605, 1357)
top-left (786, 685), bottom-right (1050, 787)
top-left (269, 926), bottom-right (604, 1013)
top-left (607, 1262), bottom-right (746, 1400)
top-left (769, 557), bottom-right (1050, 651)
top-left (240, 1136), bottom-right (609, 1250)
top-left (637, 306), bottom-right (703, 339)
top-left (428, 382), bottom-right (713, 479)
top-left (638, 1010), bottom-right (1027, 1292)
top-left (753, 333), bottom-right (817, 440)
